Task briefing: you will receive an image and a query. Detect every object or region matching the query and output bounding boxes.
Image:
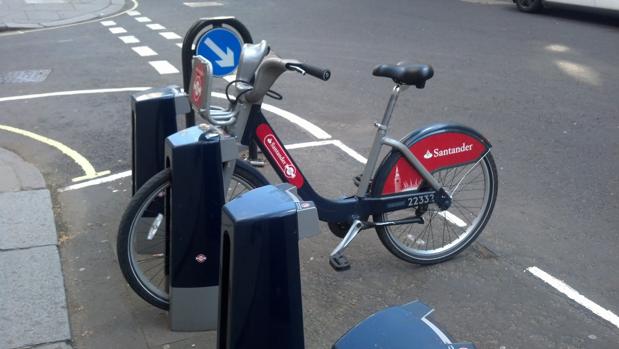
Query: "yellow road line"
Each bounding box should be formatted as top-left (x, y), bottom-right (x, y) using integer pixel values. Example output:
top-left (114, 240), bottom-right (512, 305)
top-left (0, 124), bottom-right (110, 182)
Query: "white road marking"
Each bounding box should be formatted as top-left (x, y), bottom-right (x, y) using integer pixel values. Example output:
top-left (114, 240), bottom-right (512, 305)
top-left (135, 16), bottom-right (151, 23)
top-left (109, 27), bottom-right (127, 34)
top-left (0, 88), bottom-right (150, 103)
top-left (100, 21), bottom-right (116, 26)
top-left (183, 1), bottom-right (223, 7)
top-left (222, 75), bottom-right (235, 82)
top-left (176, 43), bottom-right (183, 48)
top-left (331, 140), bottom-right (367, 164)
top-left (284, 139), bottom-right (367, 164)
top-left (527, 266), bottom-right (619, 329)
top-left (260, 103), bottom-right (331, 140)
top-left (438, 211), bottom-right (468, 228)
top-left (149, 61), bottom-right (179, 75)
top-left (0, 87), bottom-right (364, 189)
top-left (159, 32), bottom-right (182, 40)
top-left (126, 10), bottom-right (141, 16)
top-left (59, 170), bottom-right (132, 192)
top-left (0, 124), bottom-right (110, 182)
top-left (285, 140), bottom-right (338, 150)
top-left (146, 23), bottom-right (166, 30)
top-left (118, 35), bottom-right (140, 44)
top-left (132, 46), bottom-right (158, 57)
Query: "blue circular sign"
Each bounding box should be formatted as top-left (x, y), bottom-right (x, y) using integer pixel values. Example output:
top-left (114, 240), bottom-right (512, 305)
top-left (196, 28), bottom-right (243, 77)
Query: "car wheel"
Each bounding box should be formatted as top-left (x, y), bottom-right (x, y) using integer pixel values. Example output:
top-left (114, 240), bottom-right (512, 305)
top-left (515, 0), bottom-right (543, 13)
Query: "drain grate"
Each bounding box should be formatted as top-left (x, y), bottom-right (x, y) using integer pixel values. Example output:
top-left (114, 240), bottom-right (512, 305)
top-left (0, 69), bottom-right (51, 84)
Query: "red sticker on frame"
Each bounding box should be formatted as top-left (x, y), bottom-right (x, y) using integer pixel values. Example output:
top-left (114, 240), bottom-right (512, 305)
top-left (256, 123), bottom-right (305, 189)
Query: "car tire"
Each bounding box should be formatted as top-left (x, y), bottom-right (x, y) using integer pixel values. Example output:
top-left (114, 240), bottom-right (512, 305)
top-left (515, 0), bottom-right (544, 13)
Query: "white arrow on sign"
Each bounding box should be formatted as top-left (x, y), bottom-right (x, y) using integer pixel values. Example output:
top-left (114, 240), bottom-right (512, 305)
top-left (205, 37), bottom-right (235, 68)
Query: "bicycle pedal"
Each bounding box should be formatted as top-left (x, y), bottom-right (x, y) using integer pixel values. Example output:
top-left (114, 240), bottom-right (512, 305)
top-left (329, 253), bottom-right (351, 271)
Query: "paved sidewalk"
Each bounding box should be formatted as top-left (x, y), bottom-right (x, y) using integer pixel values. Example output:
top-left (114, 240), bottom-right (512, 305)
top-left (0, 0), bottom-right (127, 31)
top-left (0, 148), bottom-right (72, 349)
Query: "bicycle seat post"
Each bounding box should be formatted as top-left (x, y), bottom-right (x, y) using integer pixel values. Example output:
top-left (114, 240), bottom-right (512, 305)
top-left (356, 84), bottom-right (408, 197)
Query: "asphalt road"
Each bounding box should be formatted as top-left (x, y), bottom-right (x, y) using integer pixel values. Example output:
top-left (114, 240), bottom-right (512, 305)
top-left (1, 0), bottom-right (618, 348)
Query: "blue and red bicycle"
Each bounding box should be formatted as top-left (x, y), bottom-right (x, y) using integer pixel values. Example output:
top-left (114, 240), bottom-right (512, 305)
top-left (117, 41), bottom-right (498, 310)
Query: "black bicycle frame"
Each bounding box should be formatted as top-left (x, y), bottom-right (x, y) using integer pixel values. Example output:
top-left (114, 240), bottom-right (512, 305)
top-left (242, 105), bottom-right (438, 223)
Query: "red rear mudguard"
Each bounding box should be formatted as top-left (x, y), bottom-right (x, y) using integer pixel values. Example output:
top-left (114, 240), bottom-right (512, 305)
top-left (377, 123), bottom-right (492, 195)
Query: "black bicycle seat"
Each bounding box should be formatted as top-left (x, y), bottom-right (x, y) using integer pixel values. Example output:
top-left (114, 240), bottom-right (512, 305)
top-left (372, 63), bottom-right (434, 89)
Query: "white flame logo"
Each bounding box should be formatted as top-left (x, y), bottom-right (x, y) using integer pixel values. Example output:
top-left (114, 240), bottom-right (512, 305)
top-left (284, 164), bottom-right (296, 178)
top-left (424, 150), bottom-right (433, 159)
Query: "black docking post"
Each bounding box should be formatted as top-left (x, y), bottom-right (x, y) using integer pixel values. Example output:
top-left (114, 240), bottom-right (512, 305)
top-left (218, 184), bottom-right (319, 349)
top-left (165, 125), bottom-right (238, 331)
top-left (131, 86), bottom-right (189, 194)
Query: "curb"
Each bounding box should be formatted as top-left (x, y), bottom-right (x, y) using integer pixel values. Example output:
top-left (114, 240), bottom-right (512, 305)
top-left (0, 148), bottom-right (73, 349)
top-left (0, 0), bottom-right (126, 32)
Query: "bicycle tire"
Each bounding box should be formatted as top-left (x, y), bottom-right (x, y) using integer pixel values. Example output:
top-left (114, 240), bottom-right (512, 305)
top-left (116, 161), bottom-right (268, 310)
top-left (371, 152), bottom-right (498, 265)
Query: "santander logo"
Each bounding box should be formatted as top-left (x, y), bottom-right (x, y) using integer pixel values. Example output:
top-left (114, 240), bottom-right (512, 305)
top-left (257, 123), bottom-right (305, 188)
top-left (425, 142), bottom-right (473, 159)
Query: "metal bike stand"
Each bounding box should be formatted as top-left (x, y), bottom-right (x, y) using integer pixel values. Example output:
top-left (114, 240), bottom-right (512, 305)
top-left (180, 17), bottom-right (262, 165)
top-left (131, 86), bottom-right (189, 194)
top-left (165, 125), bottom-right (238, 331)
top-left (218, 184), bottom-right (319, 349)
top-left (181, 17), bottom-right (253, 128)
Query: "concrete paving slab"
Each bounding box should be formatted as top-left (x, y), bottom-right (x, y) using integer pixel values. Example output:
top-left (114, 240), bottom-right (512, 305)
top-left (0, 189), bottom-right (57, 250)
top-left (0, 245), bottom-right (71, 349)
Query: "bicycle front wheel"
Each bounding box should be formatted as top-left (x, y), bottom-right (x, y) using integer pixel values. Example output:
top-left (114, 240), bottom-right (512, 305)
top-left (372, 153), bottom-right (498, 264)
top-left (116, 162), bottom-right (268, 310)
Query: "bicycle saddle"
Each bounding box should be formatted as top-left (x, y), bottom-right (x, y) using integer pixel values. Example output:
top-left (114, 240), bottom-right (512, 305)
top-left (372, 63), bottom-right (434, 89)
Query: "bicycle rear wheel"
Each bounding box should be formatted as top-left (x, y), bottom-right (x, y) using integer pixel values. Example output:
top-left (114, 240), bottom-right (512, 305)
top-left (116, 161), bottom-right (268, 310)
top-left (372, 153), bottom-right (498, 264)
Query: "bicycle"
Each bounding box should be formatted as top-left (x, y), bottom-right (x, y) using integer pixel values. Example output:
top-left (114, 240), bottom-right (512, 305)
top-left (117, 40), bottom-right (498, 310)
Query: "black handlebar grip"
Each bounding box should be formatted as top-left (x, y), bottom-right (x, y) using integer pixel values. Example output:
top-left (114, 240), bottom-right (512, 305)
top-left (293, 63), bottom-right (331, 81)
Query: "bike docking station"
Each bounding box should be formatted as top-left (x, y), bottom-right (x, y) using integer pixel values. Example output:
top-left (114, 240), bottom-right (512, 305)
top-left (124, 16), bottom-right (480, 346)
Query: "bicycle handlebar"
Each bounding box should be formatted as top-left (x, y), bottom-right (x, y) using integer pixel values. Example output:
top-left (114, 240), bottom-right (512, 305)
top-left (286, 63), bottom-right (331, 81)
top-left (240, 56), bottom-right (331, 104)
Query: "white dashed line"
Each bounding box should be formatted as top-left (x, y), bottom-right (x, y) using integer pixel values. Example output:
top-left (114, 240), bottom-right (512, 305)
top-left (127, 10), bottom-right (141, 16)
top-left (118, 35), bottom-right (140, 44)
top-left (146, 23), bottom-right (166, 30)
top-left (176, 43), bottom-right (184, 48)
top-left (109, 27), bottom-right (127, 34)
top-left (159, 32), bottom-right (182, 40)
top-left (149, 60), bottom-right (179, 74)
top-left (132, 46), bottom-right (158, 57)
top-left (183, 1), bottom-right (223, 7)
top-left (100, 20), bottom-right (116, 26)
top-left (135, 16), bottom-right (151, 23)
top-left (527, 267), bottom-right (619, 329)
